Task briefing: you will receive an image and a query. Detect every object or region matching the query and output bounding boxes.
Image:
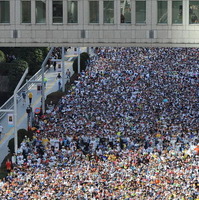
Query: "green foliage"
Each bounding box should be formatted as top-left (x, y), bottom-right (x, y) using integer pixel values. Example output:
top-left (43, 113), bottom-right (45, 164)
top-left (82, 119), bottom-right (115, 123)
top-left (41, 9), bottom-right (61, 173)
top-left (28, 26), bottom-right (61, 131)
top-left (0, 92), bottom-right (12, 106)
top-left (11, 59), bottom-right (28, 72)
top-left (0, 47), bottom-right (49, 75)
top-left (8, 60), bottom-right (28, 91)
top-left (18, 129), bottom-right (28, 140)
top-left (45, 91), bottom-right (65, 107)
top-left (73, 52), bottom-right (90, 73)
top-left (7, 138), bottom-right (14, 154)
top-left (0, 50), bottom-right (6, 63)
top-left (0, 62), bottom-right (12, 75)
top-left (0, 170), bottom-right (8, 179)
top-left (81, 52), bottom-right (90, 60)
top-left (0, 47), bottom-right (48, 104)
top-left (15, 47), bottom-right (48, 75)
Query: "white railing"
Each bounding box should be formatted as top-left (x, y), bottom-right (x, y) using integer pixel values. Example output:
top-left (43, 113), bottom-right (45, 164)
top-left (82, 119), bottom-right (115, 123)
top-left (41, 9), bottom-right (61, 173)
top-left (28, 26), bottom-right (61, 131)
top-left (0, 66), bottom-right (48, 120)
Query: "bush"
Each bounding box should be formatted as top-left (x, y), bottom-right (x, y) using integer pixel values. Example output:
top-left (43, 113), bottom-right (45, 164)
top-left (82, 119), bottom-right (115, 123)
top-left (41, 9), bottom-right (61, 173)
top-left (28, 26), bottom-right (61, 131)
top-left (9, 60), bottom-right (28, 91)
top-left (7, 129), bottom-right (32, 154)
top-left (0, 153), bottom-right (12, 179)
top-left (65, 72), bottom-right (79, 92)
top-left (0, 50), bottom-right (6, 63)
top-left (81, 52), bottom-right (90, 60)
top-left (73, 52), bottom-right (90, 73)
top-left (45, 91), bottom-right (65, 107)
top-left (0, 47), bottom-right (49, 75)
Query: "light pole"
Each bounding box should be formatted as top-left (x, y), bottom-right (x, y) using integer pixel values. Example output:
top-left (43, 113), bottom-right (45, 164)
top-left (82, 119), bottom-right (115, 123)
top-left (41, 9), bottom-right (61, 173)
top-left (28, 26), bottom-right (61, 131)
top-left (78, 47), bottom-right (80, 73)
top-left (41, 47), bottom-right (54, 114)
top-left (61, 47), bottom-right (65, 92)
top-left (14, 67), bottom-right (29, 153)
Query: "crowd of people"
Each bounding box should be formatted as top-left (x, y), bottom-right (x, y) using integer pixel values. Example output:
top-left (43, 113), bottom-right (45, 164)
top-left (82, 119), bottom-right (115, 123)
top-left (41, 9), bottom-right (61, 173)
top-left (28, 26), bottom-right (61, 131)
top-left (0, 47), bottom-right (198, 199)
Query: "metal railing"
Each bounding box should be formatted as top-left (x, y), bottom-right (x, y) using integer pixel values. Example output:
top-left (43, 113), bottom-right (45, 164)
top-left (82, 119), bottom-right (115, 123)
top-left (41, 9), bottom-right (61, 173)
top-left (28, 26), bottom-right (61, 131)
top-left (0, 67), bottom-right (48, 120)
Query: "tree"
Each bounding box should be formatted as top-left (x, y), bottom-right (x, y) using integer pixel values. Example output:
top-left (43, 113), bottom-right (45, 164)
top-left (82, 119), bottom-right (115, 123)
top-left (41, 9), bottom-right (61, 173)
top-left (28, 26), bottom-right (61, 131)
top-left (0, 47), bottom-right (49, 75)
top-left (73, 52), bottom-right (90, 73)
top-left (45, 91), bottom-right (65, 107)
top-left (8, 60), bottom-right (28, 91)
top-left (0, 50), bottom-right (6, 63)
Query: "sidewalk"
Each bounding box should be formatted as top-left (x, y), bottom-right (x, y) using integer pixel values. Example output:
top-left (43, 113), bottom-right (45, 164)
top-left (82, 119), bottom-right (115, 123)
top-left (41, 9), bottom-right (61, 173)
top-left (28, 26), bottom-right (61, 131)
top-left (0, 47), bottom-right (91, 165)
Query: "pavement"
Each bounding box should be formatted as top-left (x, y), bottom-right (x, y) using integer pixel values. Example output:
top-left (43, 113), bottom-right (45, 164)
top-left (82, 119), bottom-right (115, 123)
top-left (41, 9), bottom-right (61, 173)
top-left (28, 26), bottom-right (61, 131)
top-left (0, 47), bottom-right (90, 165)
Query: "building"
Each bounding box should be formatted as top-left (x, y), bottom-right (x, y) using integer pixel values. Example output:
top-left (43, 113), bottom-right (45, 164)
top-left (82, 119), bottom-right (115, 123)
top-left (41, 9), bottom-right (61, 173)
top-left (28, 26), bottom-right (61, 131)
top-left (0, 0), bottom-right (199, 47)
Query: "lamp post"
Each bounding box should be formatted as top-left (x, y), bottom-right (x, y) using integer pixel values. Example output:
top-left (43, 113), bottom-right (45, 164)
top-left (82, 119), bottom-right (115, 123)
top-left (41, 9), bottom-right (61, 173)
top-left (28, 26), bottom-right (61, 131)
top-left (61, 47), bottom-right (65, 92)
top-left (26, 105), bottom-right (32, 130)
top-left (41, 47), bottom-right (54, 114)
top-left (78, 47), bottom-right (80, 73)
top-left (14, 67), bottom-right (29, 153)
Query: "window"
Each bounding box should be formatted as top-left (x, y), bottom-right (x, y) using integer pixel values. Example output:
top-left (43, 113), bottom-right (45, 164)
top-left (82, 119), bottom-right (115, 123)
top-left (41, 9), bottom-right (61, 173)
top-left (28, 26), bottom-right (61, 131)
top-left (89, 1), bottom-right (99, 23)
top-left (36, 0), bottom-right (46, 23)
top-left (136, 1), bottom-right (146, 23)
top-left (21, 1), bottom-right (31, 23)
top-left (104, 1), bottom-right (114, 23)
top-left (67, 1), bottom-right (78, 23)
top-left (120, 0), bottom-right (131, 23)
top-left (172, 1), bottom-right (182, 24)
top-left (0, 1), bottom-right (10, 23)
top-left (157, 1), bottom-right (167, 24)
top-left (189, 1), bottom-right (199, 24)
top-left (53, 1), bottom-right (63, 23)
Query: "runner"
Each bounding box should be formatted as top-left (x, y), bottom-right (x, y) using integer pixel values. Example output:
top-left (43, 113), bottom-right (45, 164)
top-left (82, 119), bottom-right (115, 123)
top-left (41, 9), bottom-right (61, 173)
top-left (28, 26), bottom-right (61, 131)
top-left (21, 90), bottom-right (26, 105)
top-left (28, 91), bottom-right (33, 105)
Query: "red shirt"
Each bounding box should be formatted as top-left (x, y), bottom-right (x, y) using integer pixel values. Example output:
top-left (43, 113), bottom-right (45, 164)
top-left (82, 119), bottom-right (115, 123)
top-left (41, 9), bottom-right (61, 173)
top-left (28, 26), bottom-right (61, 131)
top-left (6, 160), bottom-right (12, 170)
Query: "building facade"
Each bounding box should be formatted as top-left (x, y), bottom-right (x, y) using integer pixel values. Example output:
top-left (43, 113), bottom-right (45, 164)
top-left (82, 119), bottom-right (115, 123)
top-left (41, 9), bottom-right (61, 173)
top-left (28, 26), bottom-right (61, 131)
top-left (0, 0), bottom-right (199, 47)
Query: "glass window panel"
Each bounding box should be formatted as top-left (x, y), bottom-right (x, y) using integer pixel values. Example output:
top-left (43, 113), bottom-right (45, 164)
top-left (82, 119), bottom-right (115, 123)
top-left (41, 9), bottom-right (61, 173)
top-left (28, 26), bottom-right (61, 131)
top-left (53, 1), bottom-right (63, 23)
top-left (67, 1), bottom-right (78, 23)
top-left (103, 1), bottom-right (114, 23)
top-left (0, 1), bottom-right (10, 23)
top-left (172, 1), bottom-right (182, 24)
top-left (136, 1), bottom-right (146, 23)
top-left (189, 1), bottom-right (199, 24)
top-left (36, 0), bottom-right (46, 23)
top-left (157, 1), bottom-right (167, 23)
top-left (120, 0), bottom-right (131, 23)
top-left (89, 1), bottom-right (99, 23)
top-left (21, 1), bottom-right (31, 23)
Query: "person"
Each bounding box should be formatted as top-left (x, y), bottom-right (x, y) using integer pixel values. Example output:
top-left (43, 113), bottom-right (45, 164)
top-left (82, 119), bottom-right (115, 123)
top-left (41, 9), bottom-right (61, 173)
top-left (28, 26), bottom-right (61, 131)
top-left (21, 90), bottom-right (26, 105)
top-left (11, 153), bottom-right (16, 168)
top-left (53, 61), bottom-right (57, 71)
top-left (66, 69), bottom-right (71, 83)
top-left (0, 124), bottom-right (3, 139)
top-left (5, 159), bottom-right (12, 173)
top-left (56, 73), bottom-right (61, 79)
top-left (58, 79), bottom-right (62, 90)
top-left (28, 92), bottom-right (33, 105)
top-left (0, 47), bottom-right (198, 199)
top-left (56, 73), bottom-right (62, 90)
top-left (43, 77), bottom-right (47, 88)
top-left (47, 58), bottom-right (51, 69)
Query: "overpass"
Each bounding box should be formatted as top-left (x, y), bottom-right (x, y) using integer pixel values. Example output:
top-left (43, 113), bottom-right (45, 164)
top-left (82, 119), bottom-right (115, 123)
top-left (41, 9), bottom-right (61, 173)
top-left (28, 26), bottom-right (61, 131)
top-left (0, 0), bottom-right (199, 47)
